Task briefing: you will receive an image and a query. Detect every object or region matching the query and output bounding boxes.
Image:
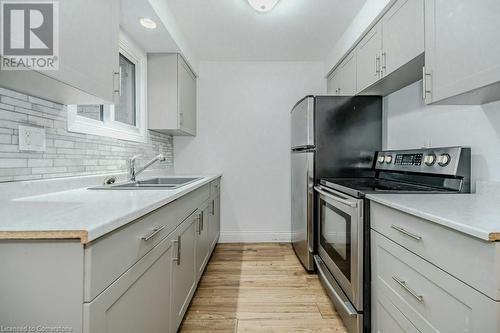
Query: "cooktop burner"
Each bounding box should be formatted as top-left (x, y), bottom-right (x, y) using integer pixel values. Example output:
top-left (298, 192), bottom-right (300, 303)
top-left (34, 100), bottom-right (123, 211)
top-left (320, 177), bottom-right (451, 198)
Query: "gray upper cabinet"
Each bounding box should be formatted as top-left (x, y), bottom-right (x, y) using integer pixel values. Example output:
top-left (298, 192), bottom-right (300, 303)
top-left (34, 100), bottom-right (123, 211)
top-left (327, 69), bottom-right (341, 95)
top-left (148, 53), bottom-right (197, 136)
top-left (424, 0), bottom-right (500, 105)
top-left (381, 0), bottom-right (424, 77)
top-left (356, 22), bottom-right (383, 92)
top-left (338, 52), bottom-right (357, 96)
top-left (0, 0), bottom-right (119, 105)
top-left (84, 235), bottom-right (173, 333)
top-left (327, 51), bottom-right (356, 96)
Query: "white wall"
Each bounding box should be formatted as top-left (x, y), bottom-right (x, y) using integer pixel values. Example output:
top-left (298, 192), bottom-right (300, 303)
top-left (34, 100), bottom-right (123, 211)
top-left (174, 61), bottom-right (326, 242)
top-left (384, 80), bottom-right (500, 189)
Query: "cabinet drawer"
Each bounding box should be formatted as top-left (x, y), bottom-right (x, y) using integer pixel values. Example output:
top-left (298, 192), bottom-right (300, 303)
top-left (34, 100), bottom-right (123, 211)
top-left (372, 230), bottom-right (499, 333)
top-left (370, 202), bottom-right (500, 300)
top-left (84, 232), bottom-right (174, 333)
top-left (84, 202), bottom-right (178, 302)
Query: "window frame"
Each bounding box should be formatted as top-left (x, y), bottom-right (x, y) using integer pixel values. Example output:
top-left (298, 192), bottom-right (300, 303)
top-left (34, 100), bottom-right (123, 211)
top-left (67, 32), bottom-right (147, 143)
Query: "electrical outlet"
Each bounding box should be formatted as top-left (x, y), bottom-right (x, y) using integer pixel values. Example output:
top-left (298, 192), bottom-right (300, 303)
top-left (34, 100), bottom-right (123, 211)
top-left (19, 125), bottom-right (46, 152)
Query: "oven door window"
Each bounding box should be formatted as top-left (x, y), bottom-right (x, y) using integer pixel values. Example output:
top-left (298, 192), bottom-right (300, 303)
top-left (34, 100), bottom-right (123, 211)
top-left (320, 199), bottom-right (351, 280)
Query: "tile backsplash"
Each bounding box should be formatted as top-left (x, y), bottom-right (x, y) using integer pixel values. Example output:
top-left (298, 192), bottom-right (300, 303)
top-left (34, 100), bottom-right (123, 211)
top-left (0, 87), bottom-right (173, 182)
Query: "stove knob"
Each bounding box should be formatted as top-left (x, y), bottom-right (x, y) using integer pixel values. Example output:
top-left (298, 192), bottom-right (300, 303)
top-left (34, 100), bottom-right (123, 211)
top-left (424, 154), bottom-right (436, 166)
top-left (378, 155), bottom-right (385, 164)
top-left (437, 153), bottom-right (451, 167)
top-left (385, 155), bottom-right (393, 164)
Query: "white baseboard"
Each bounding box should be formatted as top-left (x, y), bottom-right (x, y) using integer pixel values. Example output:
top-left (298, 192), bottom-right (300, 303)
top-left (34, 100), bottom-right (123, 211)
top-left (219, 231), bottom-right (291, 243)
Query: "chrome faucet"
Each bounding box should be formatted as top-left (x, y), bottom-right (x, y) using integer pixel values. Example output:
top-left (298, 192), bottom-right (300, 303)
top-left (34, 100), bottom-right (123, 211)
top-left (128, 154), bottom-right (166, 182)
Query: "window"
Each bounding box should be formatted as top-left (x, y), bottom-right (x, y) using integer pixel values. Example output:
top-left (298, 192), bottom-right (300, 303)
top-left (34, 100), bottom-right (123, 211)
top-left (68, 32), bottom-right (147, 142)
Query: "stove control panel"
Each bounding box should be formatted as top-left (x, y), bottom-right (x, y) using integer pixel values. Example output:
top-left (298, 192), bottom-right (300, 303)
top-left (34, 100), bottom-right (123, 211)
top-left (375, 147), bottom-right (470, 176)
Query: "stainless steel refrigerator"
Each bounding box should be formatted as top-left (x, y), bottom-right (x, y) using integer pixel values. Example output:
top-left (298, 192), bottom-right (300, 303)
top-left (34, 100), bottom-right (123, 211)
top-left (291, 95), bottom-right (382, 271)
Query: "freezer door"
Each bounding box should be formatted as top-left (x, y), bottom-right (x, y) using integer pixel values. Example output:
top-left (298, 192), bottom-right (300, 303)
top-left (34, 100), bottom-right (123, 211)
top-left (291, 97), bottom-right (314, 149)
top-left (291, 150), bottom-right (314, 271)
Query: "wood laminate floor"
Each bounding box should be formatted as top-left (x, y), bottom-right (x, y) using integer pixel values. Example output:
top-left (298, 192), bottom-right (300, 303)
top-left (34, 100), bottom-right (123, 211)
top-left (179, 243), bottom-right (348, 333)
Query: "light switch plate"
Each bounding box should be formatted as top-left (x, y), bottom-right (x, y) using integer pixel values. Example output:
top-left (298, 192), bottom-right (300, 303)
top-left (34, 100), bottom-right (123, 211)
top-left (19, 125), bottom-right (46, 152)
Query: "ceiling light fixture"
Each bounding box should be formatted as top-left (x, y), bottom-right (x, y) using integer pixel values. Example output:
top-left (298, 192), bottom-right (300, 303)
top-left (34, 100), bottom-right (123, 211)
top-left (139, 18), bottom-right (157, 29)
top-left (247, 0), bottom-right (280, 13)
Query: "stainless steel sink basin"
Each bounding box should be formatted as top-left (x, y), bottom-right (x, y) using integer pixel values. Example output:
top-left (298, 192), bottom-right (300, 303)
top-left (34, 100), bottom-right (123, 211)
top-left (89, 177), bottom-right (202, 190)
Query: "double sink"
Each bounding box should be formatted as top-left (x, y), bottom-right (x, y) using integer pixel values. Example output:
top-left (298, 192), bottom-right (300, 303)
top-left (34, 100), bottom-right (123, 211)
top-left (90, 177), bottom-right (202, 190)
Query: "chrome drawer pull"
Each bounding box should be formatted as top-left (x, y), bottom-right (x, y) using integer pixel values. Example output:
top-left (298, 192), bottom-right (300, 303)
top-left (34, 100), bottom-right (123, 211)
top-left (391, 225), bottom-right (422, 241)
top-left (172, 235), bottom-right (181, 265)
top-left (141, 225), bottom-right (166, 242)
top-left (392, 276), bottom-right (423, 303)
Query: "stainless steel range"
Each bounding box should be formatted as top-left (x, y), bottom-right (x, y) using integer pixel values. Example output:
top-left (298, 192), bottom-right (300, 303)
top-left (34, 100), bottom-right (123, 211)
top-left (314, 146), bottom-right (471, 333)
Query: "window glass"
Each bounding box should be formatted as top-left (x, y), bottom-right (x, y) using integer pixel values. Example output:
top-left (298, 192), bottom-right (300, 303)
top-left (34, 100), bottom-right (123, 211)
top-left (76, 105), bottom-right (103, 121)
top-left (115, 54), bottom-right (136, 126)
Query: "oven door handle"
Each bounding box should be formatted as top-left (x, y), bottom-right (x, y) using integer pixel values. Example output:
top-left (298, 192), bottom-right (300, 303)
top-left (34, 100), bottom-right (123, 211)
top-left (314, 186), bottom-right (358, 208)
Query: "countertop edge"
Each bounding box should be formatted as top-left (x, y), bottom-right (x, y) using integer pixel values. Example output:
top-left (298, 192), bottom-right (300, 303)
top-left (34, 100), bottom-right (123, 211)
top-left (0, 230), bottom-right (88, 244)
top-left (366, 194), bottom-right (494, 242)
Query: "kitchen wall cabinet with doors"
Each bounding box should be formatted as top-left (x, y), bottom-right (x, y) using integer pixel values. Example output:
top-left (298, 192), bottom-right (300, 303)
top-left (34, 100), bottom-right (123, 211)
top-left (0, 177), bottom-right (221, 333)
top-left (370, 202), bottom-right (500, 332)
top-left (356, 0), bottom-right (424, 96)
top-left (327, 51), bottom-right (357, 96)
top-left (0, 0), bottom-right (120, 105)
top-left (423, 0), bottom-right (500, 104)
top-left (148, 53), bottom-right (198, 136)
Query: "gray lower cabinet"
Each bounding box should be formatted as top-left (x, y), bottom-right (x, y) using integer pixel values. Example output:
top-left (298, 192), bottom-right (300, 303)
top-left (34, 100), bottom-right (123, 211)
top-left (0, 178), bottom-right (221, 333)
top-left (209, 181), bottom-right (221, 250)
top-left (171, 211), bottom-right (198, 333)
top-left (371, 202), bottom-right (500, 333)
top-left (84, 235), bottom-right (173, 333)
top-left (195, 203), bottom-right (211, 281)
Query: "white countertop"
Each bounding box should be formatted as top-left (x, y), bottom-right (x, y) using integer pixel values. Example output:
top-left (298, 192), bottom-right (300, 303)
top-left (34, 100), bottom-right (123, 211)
top-left (0, 174), bottom-right (221, 243)
top-left (367, 193), bottom-right (500, 241)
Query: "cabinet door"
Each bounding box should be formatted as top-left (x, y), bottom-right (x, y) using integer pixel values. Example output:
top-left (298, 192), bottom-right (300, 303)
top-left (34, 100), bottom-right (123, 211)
top-left (382, 0), bottom-right (424, 77)
top-left (49, 0), bottom-right (119, 103)
top-left (208, 194), bottom-right (221, 250)
top-left (338, 52), bottom-right (357, 96)
top-left (373, 291), bottom-right (421, 333)
top-left (356, 22), bottom-right (383, 93)
top-left (84, 236), bottom-right (172, 333)
top-left (327, 69), bottom-right (340, 95)
top-left (171, 212), bottom-right (197, 332)
top-left (195, 204), bottom-right (210, 281)
top-left (178, 57), bottom-right (197, 135)
top-left (424, 0), bottom-right (500, 104)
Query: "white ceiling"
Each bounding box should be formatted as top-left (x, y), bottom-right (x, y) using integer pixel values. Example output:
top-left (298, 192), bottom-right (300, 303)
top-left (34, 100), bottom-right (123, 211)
top-left (165, 0), bottom-right (367, 61)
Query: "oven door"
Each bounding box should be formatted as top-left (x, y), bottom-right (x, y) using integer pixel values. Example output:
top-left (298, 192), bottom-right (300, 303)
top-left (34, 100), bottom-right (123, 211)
top-left (315, 185), bottom-right (364, 311)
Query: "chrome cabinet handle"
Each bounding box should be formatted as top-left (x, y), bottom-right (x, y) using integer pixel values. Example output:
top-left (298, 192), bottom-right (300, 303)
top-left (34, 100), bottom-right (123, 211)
top-left (141, 225), bottom-right (166, 242)
top-left (179, 112), bottom-right (184, 127)
top-left (201, 212), bottom-right (204, 232)
top-left (211, 200), bottom-right (215, 215)
top-left (314, 186), bottom-right (357, 208)
top-left (375, 54), bottom-right (381, 76)
top-left (381, 51), bottom-right (386, 76)
top-left (393, 276), bottom-right (424, 303)
top-left (177, 235), bottom-right (181, 265)
top-left (171, 238), bottom-right (179, 265)
top-left (391, 225), bottom-right (422, 241)
top-left (422, 66), bottom-right (432, 100)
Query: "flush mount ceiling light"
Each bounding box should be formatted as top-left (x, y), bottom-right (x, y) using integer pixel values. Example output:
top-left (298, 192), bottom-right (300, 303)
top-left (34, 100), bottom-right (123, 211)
top-left (139, 17), bottom-right (157, 29)
top-left (247, 0), bottom-right (280, 13)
